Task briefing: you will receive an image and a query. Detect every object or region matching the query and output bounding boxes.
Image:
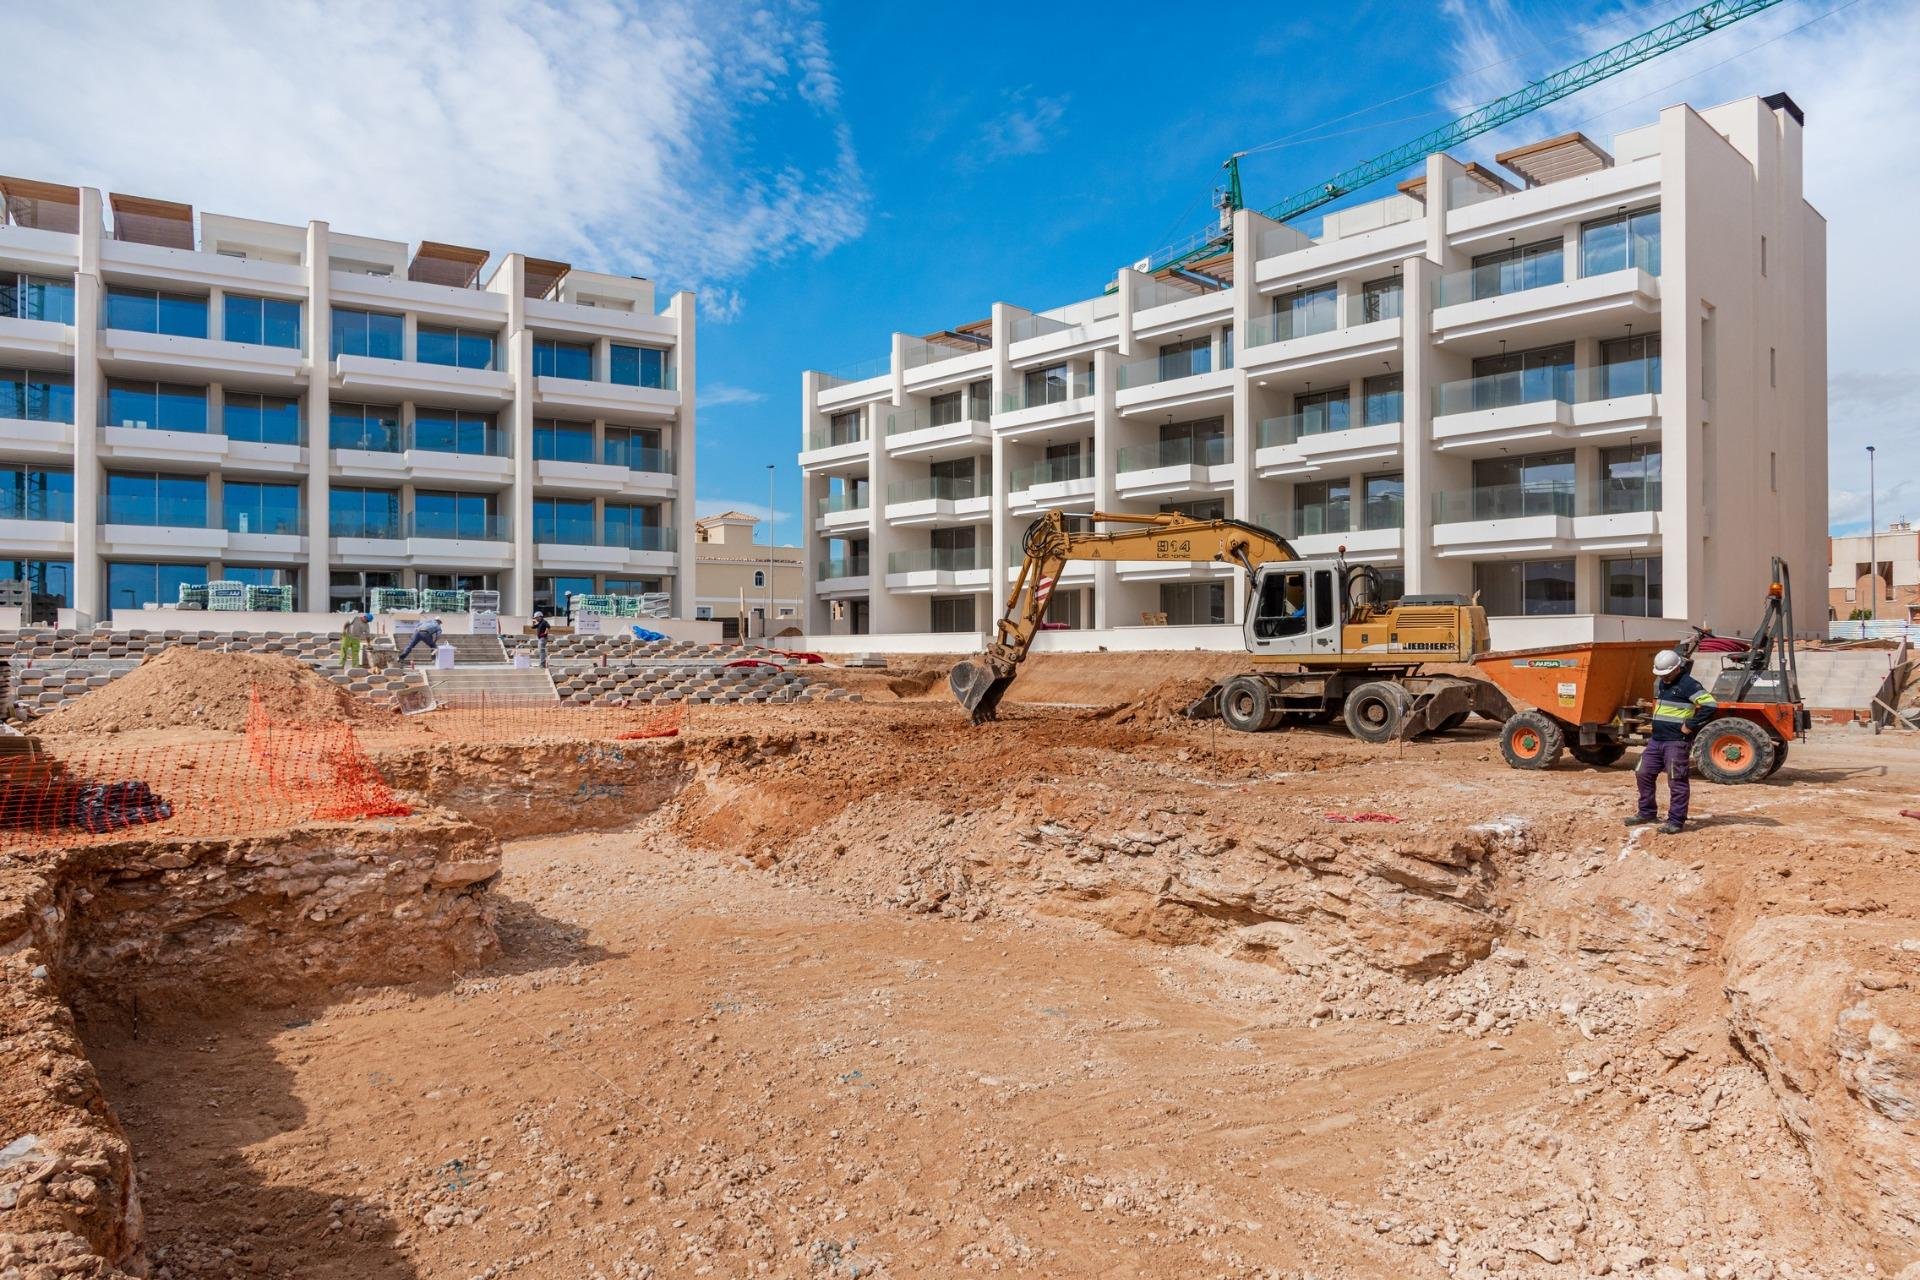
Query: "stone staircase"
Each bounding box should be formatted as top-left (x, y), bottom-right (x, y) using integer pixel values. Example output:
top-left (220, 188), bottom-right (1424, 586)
top-left (1794, 647), bottom-right (1897, 712)
top-left (422, 666), bottom-right (559, 703)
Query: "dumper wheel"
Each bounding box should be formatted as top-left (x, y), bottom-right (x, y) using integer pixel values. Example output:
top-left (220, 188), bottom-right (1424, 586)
top-left (1500, 711), bottom-right (1565, 770)
top-left (1764, 739), bottom-right (1789, 778)
top-left (1218, 676), bottom-right (1282, 733)
top-left (1343, 681), bottom-right (1411, 744)
top-left (1692, 717), bottom-right (1777, 784)
top-left (1569, 741), bottom-right (1627, 768)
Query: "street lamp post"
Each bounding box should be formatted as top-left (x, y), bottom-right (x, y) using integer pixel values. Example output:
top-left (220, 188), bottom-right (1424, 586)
top-left (1868, 445), bottom-right (1878, 624)
top-left (765, 464), bottom-right (776, 643)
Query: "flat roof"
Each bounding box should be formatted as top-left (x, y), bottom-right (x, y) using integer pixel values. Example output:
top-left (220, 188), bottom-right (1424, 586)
top-left (1497, 132), bottom-right (1613, 187)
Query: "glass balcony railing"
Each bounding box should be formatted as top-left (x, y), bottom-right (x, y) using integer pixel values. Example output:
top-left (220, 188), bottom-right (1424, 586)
top-left (1432, 257), bottom-right (1567, 308)
top-left (902, 337), bottom-right (985, 370)
top-left (99, 496), bottom-right (214, 527)
top-left (404, 512), bottom-right (510, 541)
top-left (1116, 347), bottom-right (1215, 390)
top-left (332, 513), bottom-right (402, 539)
top-left (1010, 455), bottom-right (1094, 490)
top-left (1133, 278), bottom-right (1207, 312)
top-left (1286, 505), bottom-right (1352, 537)
top-left (600, 441), bottom-right (675, 474)
top-left (1433, 362), bottom-right (1662, 416)
top-left (1258, 406), bottom-right (1354, 447)
top-left (0, 377), bottom-right (76, 424)
top-left (818, 355), bottom-right (889, 388)
top-left (886, 476), bottom-right (991, 503)
top-left (0, 490), bottom-right (74, 522)
top-left (817, 557), bottom-right (870, 581)
top-left (1244, 304), bottom-right (1338, 349)
top-left (805, 423), bottom-right (868, 451)
top-left (1009, 312), bottom-right (1073, 342)
top-left (817, 492), bottom-right (871, 516)
top-left (407, 421), bottom-right (508, 457)
top-left (1362, 495), bottom-right (1405, 531)
top-left (539, 523), bottom-right (676, 551)
top-left (886, 403), bottom-right (987, 435)
top-left (1431, 482), bottom-right (1576, 523)
top-left (224, 508), bottom-right (306, 536)
top-left (887, 548), bottom-right (980, 574)
top-left (1588, 479), bottom-right (1663, 516)
top-left (1116, 436), bottom-right (1230, 471)
top-left (1001, 371), bottom-right (1094, 413)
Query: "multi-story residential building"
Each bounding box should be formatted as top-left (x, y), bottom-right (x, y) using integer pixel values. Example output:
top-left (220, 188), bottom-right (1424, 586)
top-left (692, 511), bottom-right (804, 639)
top-left (1829, 521), bottom-right (1919, 622)
top-left (798, 94), bottom-right (1825, 649)
top-left (0, 178), bottom-right (697, 622)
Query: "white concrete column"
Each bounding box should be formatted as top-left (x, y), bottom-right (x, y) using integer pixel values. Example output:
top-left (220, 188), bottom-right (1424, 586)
top-left (72, 187), bottom-right (104, 620)
top-left (1091, 348), bottom-right (1119, 629)
top-left (501, 255), bottom-right (536, 615)
top-left (1115, 269), bottom-right (1138, 359)
top-left (303, 221), bottom-right (332, 611)
top-left (987, 303), bottom-right (1014, 641)
top-left (669, 291), bottom-right (698, 619)
top-left (1400, 254), bottom-right (1437, 597)
top-left (799, 370), bottom-right (825, 632)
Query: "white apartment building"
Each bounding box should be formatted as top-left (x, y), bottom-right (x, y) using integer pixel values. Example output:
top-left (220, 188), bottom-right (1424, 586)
top-left (0, 178), bottom-right (697, 622)
top-left (798, 94), bottom-right (1826, 650)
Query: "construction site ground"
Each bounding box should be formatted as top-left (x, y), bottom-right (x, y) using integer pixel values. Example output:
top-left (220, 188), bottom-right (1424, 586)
top-left (5, 653), bottom-right (1917, 1279)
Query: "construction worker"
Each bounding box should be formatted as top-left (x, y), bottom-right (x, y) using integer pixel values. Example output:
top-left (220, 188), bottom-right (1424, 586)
top-left (398, 616), bottom-right (445, 666)
top-left (340, 611), bottom-right (371, 669)
top-left (531, 609), bottom-right (551, 668)
top-left (1627, 648), bottom-right (1717, 834)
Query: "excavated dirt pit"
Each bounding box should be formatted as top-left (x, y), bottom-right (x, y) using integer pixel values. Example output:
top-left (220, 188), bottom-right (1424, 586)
top-left (3, 684), bottom-right (1918, 1279)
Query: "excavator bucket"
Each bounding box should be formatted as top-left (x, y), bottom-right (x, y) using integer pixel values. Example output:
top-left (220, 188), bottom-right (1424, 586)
top-left (950, 658), bottom-right (1013, 724)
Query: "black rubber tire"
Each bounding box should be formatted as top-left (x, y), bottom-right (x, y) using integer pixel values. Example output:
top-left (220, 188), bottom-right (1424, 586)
top-left (1343, 681), bottom-right (1411, 744)
top-left (1435, 711), bottom-right (1471, 733)
top-left (1218, 676), bottom-right (1275, 734)
top-left (1569, 740), bottom-right (1628, 767)
top-left (1692, 717), bottom-right (1778, 784)
top-left (1763, 739), bottom-right (1789, 778)
top-left (1499, 710), bottom-right (1566, 770)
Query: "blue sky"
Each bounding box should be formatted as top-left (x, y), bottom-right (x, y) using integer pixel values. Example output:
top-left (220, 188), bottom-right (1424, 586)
top-left (5, 0), bottom-right (1916, 539)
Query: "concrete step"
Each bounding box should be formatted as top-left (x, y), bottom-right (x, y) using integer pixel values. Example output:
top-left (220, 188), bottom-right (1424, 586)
top-left (1793, 648), bottom-right (1896, 710)
top-left (423, 667), bottom-right (558, 701)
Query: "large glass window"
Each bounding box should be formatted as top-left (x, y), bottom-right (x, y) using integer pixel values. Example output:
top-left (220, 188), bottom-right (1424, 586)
top-left (103, 472), bottom-right (208, 527)
top-left (0, 559), bottom-right (73, 607)
top-left (1275, 284), bottom-right (1338, 339)
top-left (1603, 556), bottom-right (1664, 617)
top-left (330, 402), bottom-right (401, 452)
top-left (604, 426), bottom-right (668, 472)
top-left (1293, 479), bottom-right (1351, 535)
top-left (1472, 451), bottom-right (1575, 519)
top-left (1023, 365), bottom-right (1069, 407)
top-left (224, 480), bottom-right (302, 535)
top-left (1361, 275), bottom-right (1403, 323)
top-left (104, 381), bottom-right (207, 432)
top-left (416, 324), bottom-right (496, 370)
top-left (534, 418), bottom-right (595, 463)
top-left (330, 487), bottom-right (401, 539)
top-left (0, 467), bottom-right (74, 521)
top-left (535, 576), bottom-right (597, 614)
top-left (411, 409), bottom-right (500, 456)
top-left (223, 392), bottom-right (302, 445)
top-left (412, 491), bottom-right (500, 540)
top-left (533, 337), bottom-right (593, 380)
top-left (929, 391), bottom-right (963, 427)
top-left (534, 497), bottom-right (596, 544)
top-left (1597, 333), bottom-right (1662, 397)
top-left (330, 307), bottom-right (404, 360)
top-left (931, 596), bottom-right (977, 634)
top-left (1582, 206), bottom-right (1661, 278)
top-left (222, 565), bottom-right (297, 589)
top-left (604, 503), bottom-right (667, 550)
top-left (1598, 443), bottom-right (1662, 514)
top-left (1, 274), bottom-right (75, 324)
top-left (1362, 372), bottom-right (1403, 426)
top-left (827, 410), bottom-right (862, 446)
top-left (1154, 416), bottom-right (1227, 465)
top-left (1471, 344), bottom-right (1574, 410)
top-left (1156, 336), bottom-right (1212, 381)
top-left (106, 562), bottom-right (208, 613)
top-left (0, 369), bottom-right (74, 423)
top-left (1469, 239), bottom-right (1563, 300)
top-left (610, 344), bottom-right (669, 388)
top-left (1294, 390), bottom-right (1350, 437)
top-left (104, 287), bottom-right (208, 337)
top-left (929, 526), bottom-right (977, 569)
top-left (223, 294), bottom-right (301, 348)
top-left (1159, 581), bottom-right (1226, 626)
top-left (1474, 558), bottom-right (1576, 617)
top-left (1362, 473), bottom-right (1404, 530)
top-left (330, 569), bottom-right (399, 613)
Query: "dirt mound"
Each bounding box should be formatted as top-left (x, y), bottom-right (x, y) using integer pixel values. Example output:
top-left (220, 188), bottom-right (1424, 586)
top-left (1099, 675), bottom-right (1219, 725)
top-left (31, 648), bottom-right (392, 736)
top-left (808, 663), bottom-right (950, 701)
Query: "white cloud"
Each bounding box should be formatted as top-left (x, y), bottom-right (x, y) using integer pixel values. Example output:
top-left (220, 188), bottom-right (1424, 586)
top-left (974, 90), bottom-right (1070, 163)
top-left (0, 0), bottom-right (866, 296)
top-left (701, 383), bottom-right (767, 407)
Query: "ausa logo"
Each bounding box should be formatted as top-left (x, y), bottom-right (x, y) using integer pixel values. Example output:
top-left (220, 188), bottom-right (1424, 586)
top-left (1155, 538), bottom-right (1195, 559)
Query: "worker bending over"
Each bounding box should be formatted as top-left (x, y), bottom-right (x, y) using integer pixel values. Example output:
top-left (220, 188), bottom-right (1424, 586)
top-left (398, 617), bottom-right (446, 666)
top-left (1627, 648), bottom-right (1717, 834)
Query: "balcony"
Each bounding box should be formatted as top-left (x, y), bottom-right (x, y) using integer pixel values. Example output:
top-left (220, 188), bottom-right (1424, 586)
top-left (1241, 300), bottom-right (1399, 379)
top-left (534, 365), bottom-right (679, 420)
top-left (402, 512), bottom-right (514, 568)
top-left (1431, 481), bottom-right (1663, 558)
top-left (884, 404), bottom-right (990, 458)
top-left (0, 492), bottom-right (76, 556)
top-left (815, 491), bottom-right (873, 534)
top-left (537, 524), bottom-right (677, 574)
top-left (996, 372), bottom-right (1095, 438)
top-left (816, 356), bottom-right (891, 410)
top-left (1261, 502), bottom-right (1404, 560)
top-left (1008, 455), bottom-right (1095, 514)
top-left (536, 442), bottom-right (675, 497)
top-left (1114, 348), bottom-right (1232, 418)
top-left (1431, 365), bottom-right (1660, 455)
top-left (816, 557), bottom-right (872, 596)
top-left (884, 548), bottom-right (991, 594)
top-left (883, 476), bottom-right (992, 527)
top-left (334, 353), bottom-right (513, 408)
top-left (1130, 278), bottom-right (1231, 339)
top-left (224, 507), bottom-right (308, 560)
top-left (0, 315), bottom-right (73, 366)
top-left (1007, 299), bottom-right (1119, 363)
top-left (901, 336), bottom-right (991, 388)
top-left (1254, 409), bottom-right (1403, 479)
top-left (1112, 437), bottom-right (1233, 500)
top-left (800, 422), bottom-right (869, 469)
top-left (99, 326), bottom-right (305, 390)
top-left (98, 496), bottom-right (228, 558)
top-left (1431, 265), bottom-right (1659, 350)
top-left (0, 379), bottom-right (76, 462)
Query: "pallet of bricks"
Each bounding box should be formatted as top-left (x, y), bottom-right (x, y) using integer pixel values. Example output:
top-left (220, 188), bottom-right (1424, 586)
top-left (207, 580), bottom-right (249, 612)
top-left (370, 587), bottom-right (417, 614)
top-left (246, 584), bottom-right (295, 612)
top-left (420, 589), bottom-right (468, 614)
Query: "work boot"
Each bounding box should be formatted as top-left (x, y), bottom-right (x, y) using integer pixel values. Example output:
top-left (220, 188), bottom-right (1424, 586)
top-left (1623, 815), bottom-right (1659, 828)
top-left (1657, 821), bottom-right (1684, 835)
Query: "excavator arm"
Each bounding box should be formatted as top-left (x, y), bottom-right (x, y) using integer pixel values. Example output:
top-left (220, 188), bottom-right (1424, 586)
top-left (950, 510), bottom-right (1298, 722)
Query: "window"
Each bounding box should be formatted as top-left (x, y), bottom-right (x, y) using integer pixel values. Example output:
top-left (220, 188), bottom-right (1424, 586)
top-left (929, 456), bottom-right (980, 499)
top-left (1361, 275), bottom-right (1403, 323)
top-left (929, 391), bottom-right (963, 427)
top-left (1024, 364), bottom-right (1069, 407)
top-left (1160, 498), bottom-right (1226, 521)
top-left (1769, 347), bottom-right (1777, 388)
top-left (1472, 452), bottom-right (1575, 519)
top-left (695, 606), bottom-right (714, 621)
top-left (419, 572), bottom-right (498, 592)
top-left (105, 381), bottom-right (207, 432)
top-left (1474, 559), bottom-right (1576, 617)
top-left (931, 596), bottom-right (977, 634)
top-left (224, 481), bottom-right (303, 535)
top-left (604, 426), bottom-right (668, 472)
top-left (1293, 390), bottom-right (1349, 437)
top-left (1581, 207), bottom-right (1661, 277)
top-left (534, 419), bottom-right (595, 463)
top-left (1362, 473), bottom-right (1403, 530)
top-left (223, 294), bottom-right (301, 348)
top-left (412, 491), bottom-right (500, 540)
top-left (1156, 336), bottom-right (1212, 381)
top-left (1603, 556), bottom-right (1663, 617)
top-left (0, 274), bottom-right (75, 324)
top-left (329, 569), bottom-right (399, 613)
top-left (0, 467), bottom-right (74, 522)
top-left (605, 504), bottom-right (667, 550)
top-left (103, 472), bottom-right (208, 527)
top-left (1275, 284), bottom-right (1337, 339)
top-left (827, 410), bottom-right (862, 446)
top-left (222, 565), bottom-right (297, 589)
top-left (1598, 444), bottom-right (1662, 514)
top-left (535, 577), bottom-right (596, 613)
top-left (411, 409), bottom-right (500, 456)
top-left (1700, 313), bottom-right (1716, 402)
top-left (1155, 416), bottom-right (1227, 465)
top-left (534, 497), bottom-right (596, 544)
top-left (606, 577), bottom-right (663, 595)
top-left (753, 570), bottom-right (766, 588)
top-left (106, 562), bottom-right (208, 613)
top-left (417, 324), bottom-right (496, 370)
top-left (1219, 325), bottom-right (1234, 370)
top-left (1597, 333), bottom-right (1661, 397)
top-left (1470, 240), bottom-right (1563, 299)
top-left (1159, 581), bottom-right (1226, 626)
top-left (930, 526), bottom-right (977, 569)
top-left (1760, 235), bottom-right (1768, 276)
top-left (968, 379), bottom-right (992, 420)
top-left (330, 487), bottom-right (401, 539)
top-left (223, 393), bottom-right (302, 445)
top-left (0, 369), bottom-right (74, 423)
top-left (1362, 372), bottom-right (1403, 426)
top-left (0, 559), bottom-right (73, 607)
top-left (1471, 344), bottom-right (1573, 409)
top-left (533, 337), bottom-right (593, 380)
top-left (1044, 587), bottom-right (1084, 630)
top-left (329, 402), bottom-right (401, 452)
top-left (610, 344), bottom-right (669, 388)
top-left (330, 308), bottom-right (404, 360)
top-left (1770, 452), bottom-right (1778, 493)
top-left (1253, 570), bottom-right (1310, 639)
top-left (104, 287), bottom-right (207, 337)
top-left (1293, 479), bottom-right (1351, 535)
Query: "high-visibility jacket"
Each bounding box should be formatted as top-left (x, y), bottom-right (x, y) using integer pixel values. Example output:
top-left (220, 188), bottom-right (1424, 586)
top-left (1650, 671), bottom-right (1716, 741)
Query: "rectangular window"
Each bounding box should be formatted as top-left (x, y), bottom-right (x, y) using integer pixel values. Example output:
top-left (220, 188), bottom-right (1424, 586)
top-left (1474, 558), bottom-right (1576, 617)
top-left (105, 562), bottom-right (208, 613)
top-left (1470, 239), bottom-right (1563, 299)
top-left (411, 409), bottom-right (500, 456)
top-left (329, 402), bottom-right (401, 452)
top-left (1471, 344), bottom-right (1574, 410)
top-left (1700, 313), bottom-right (1716, 402)
top-left (223, 294), bottom-right (301, 348)
top-left (1362, 473), bottom-right (1404, 531)
top-left (1156, 336), bottom-right (1212, 381)
top-left (104, 287), bottom-right (208, 337)
top-left (0, 467), bottom-right (75, 522)
top-left (534, 497), bottom-right (596, 544)
top-left (1362, 372), bottom-right (1404, 426)
top-left (1274, 284), bottom-right (1338, 340)
top-left (104, 381), bottom-right (207, 432)
top-left (0, 558), bottom-right (74, 607)
top-left (1581, 207), bottom-right (1661, 277)
top-left (610, 343), bottom-right (669, 388)
top-left (827, 410), bottom-right (862, 446)
top-left (329, 486), bottom-right (401, 539)
top-left (1158, 581), bottom-right (1227, 626)
top-left (1361, 275), bottom-right (1403, 323)
top-left (534, 418), bottom-right (595, 463)
top-left (1602, 556), bottom-right (1664, 617)
top-left (604, 504), bottom-right (667, 550)
top-left (1159, 498), bottom-right (1226, 521)
top-left (103, 471), bottom-right (208, 527)
top-left (604, 426), bottom-right (668, 472)
top-left (1024, 364), bottom-right (1069, 407)
top-left (1293, 479), bottom-right (1352, 536)
top-left (1154, 415), bottom-right (1228, 465)
top-left (1472, 451), bottom-right (1575, 519)
top-left (968, 379), bottom-right (992, 420)
top-left (329, 569), bottom-right (399, 613)
top-left (1219, 324), bottom-right (1234, 370)
top-left (222, 565), bottom-right (297, 589)
top-left (1769, 347), bottom-right (1777, 388)
top-left (1760, 235), bottom-right (1768, 276)
top-left (222, 392), bottom-right (302, 445)
top-left (0, 274), bottom-right (75, 324)
top-left (417, 324), bottom-right (496, 370)
top-left (0, 369), bottom-right (75, 423)
top-left (411, 490), bottom-right (500, 540)
top-left (223, 480), bottom-right (303, 535)
top-left (1598, 443), bottom-right (1662, 514)
top-left (928, 391), bottom-right (963, 427)
top-left (1044, 587), bottom-right (1085, 630)
top-left (930, 596), bottom-right (977, 634)
top-left (1293, 390), bottom-right (1350, 438)
top-left (330, 307), bottom-right (404, 360)
top-left (533, 337), bottom-right (593, 380)
top-left (1597, 333), bottom-right (1662, 397)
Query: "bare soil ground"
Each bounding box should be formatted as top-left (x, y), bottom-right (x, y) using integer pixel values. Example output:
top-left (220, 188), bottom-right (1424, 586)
top-left (70, 696), bottom-right (1920, 1280)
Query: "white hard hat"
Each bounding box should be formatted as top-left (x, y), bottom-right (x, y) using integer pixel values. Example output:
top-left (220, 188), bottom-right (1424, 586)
top-left (1652, 649), bottom-right (1685, 676)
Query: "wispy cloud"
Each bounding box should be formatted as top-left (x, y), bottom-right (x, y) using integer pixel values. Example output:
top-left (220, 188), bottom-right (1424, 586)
top-left (973, 89), bottom-right (1070, 163)
top-left (701, 383), bottom-right (767, 408)
top-left (0, 0), bottom-right (867, 298)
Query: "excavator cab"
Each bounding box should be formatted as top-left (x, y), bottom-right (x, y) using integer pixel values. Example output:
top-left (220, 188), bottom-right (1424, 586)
top-left (1246, 561), bottom-right (1345, 656)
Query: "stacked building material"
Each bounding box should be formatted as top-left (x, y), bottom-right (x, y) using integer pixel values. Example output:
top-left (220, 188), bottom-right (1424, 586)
top-left (207, 581), bottom-right (250, 611)
top-left (369, 587), bottom-right (418, 614)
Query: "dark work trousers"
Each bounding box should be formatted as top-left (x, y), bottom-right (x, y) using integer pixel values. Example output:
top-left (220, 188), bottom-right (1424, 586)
top-left (1635, 739), bottom-right (1692, 826)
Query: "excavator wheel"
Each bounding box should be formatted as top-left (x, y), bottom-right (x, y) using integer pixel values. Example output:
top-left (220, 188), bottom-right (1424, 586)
top-left (1343, 681), bottom-right (1412, 744)
top-left (1218, 676), bottom-right (1281, 734)
top-left (1691, 716), bottom-right (1777, 784)
top-left (1499, 710), bottom-right (1565, 770)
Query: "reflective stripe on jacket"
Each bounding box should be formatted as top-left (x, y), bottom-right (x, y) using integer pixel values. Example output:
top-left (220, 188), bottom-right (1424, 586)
top-left (1650, 672), bottom-right (1715, 741)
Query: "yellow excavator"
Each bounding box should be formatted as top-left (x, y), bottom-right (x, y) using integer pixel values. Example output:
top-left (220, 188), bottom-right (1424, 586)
top-left (950, 510), bottom-right (1512, 739)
